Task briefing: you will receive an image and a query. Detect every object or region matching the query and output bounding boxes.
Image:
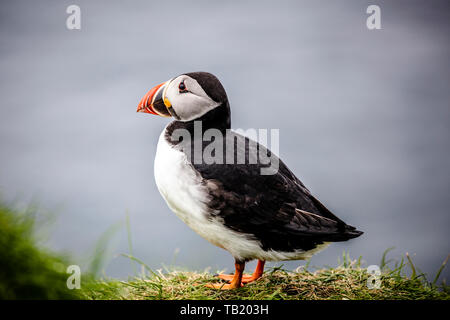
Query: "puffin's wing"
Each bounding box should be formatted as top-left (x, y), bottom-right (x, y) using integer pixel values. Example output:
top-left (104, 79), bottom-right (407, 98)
top-left (192, 131), bottom-right (362, 251)
top-left (193, 130), bottom-right (343, 222)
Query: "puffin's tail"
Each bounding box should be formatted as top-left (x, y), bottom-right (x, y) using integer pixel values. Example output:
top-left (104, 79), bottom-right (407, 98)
top-left (321, 223), bottom-right (364, 242)
top-left (341, 224), bottom-right (364, 240)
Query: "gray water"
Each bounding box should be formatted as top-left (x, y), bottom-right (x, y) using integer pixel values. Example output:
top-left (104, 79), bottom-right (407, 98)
top-left (0, 0), bottom-right (449, 281)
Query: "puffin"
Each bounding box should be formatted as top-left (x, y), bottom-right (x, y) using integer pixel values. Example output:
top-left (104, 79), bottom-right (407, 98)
top-left (137, 72), bottom-right (363, 289)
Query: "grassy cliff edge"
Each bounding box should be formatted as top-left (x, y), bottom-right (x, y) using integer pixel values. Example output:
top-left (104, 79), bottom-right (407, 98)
top-left (80, 256), bottom-right (450, 300)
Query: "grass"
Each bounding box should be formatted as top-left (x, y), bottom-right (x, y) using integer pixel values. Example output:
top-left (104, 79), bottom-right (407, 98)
top-left (79, 253), bottom-right (450, 300)
top-left (0, 201), bottom-right (79, 299)
top-left (1, 200), bottom-right (448, 300)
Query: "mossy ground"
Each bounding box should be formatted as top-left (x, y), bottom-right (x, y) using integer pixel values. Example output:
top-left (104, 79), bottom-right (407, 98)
top-left (80, 260), bottom-right (450, 300)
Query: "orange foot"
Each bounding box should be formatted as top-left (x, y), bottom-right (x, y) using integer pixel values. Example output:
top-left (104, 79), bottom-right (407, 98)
top-left (218, 260), bottom-right (265, 284)
top-left (205, 260), bottom-right (246, 290)
top-left (217, 273), bottom-right (260, 284)
top-left (205, 260), bottom-right (265, 290)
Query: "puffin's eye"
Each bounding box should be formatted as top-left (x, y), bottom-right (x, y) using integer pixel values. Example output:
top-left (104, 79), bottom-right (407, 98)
top-left (178, 81), bottom-right (187, 92)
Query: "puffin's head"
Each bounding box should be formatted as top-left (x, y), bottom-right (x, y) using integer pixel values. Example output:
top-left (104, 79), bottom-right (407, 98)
top-left (137, 72), bottom-right (228, 121)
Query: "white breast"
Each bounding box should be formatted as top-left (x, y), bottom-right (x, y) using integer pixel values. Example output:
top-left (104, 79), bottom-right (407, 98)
top-left (153, 126), bottom-right (329, 262)
top-left (153, 126), bottom-right (261, 259)
top-left (154, 128), bottom-right (210, 226)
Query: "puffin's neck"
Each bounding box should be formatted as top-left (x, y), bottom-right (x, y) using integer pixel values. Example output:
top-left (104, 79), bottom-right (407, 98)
top-left (165, 101), bottom-right (231, 139)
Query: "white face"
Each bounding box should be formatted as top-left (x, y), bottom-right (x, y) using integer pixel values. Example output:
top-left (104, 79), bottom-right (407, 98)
top-left (163, 75), bottom-right (220, 121)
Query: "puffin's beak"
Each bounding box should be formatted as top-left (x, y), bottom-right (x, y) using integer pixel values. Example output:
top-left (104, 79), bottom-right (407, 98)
top-left (137, 80), bottom-right (171, 117)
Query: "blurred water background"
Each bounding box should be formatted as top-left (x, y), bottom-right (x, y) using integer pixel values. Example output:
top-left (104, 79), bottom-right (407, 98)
top-left (0, 0), bottom-right (449, 280)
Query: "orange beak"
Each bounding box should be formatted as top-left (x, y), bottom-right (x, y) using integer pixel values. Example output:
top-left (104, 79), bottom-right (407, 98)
top-left (137, 81), bottom-right (171, 117)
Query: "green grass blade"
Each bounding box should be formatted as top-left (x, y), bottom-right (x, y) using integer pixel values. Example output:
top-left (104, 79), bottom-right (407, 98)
top-left (380, 247), bottom-right (395, 270)
top-left (88, 222), bottom-right (122, 278)
top-left (125, 211), bottom-right (137, 276)
top-left (406, 252), bottom-right (417, 280)
top-left (432, 254), bottom-right (449, 286)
